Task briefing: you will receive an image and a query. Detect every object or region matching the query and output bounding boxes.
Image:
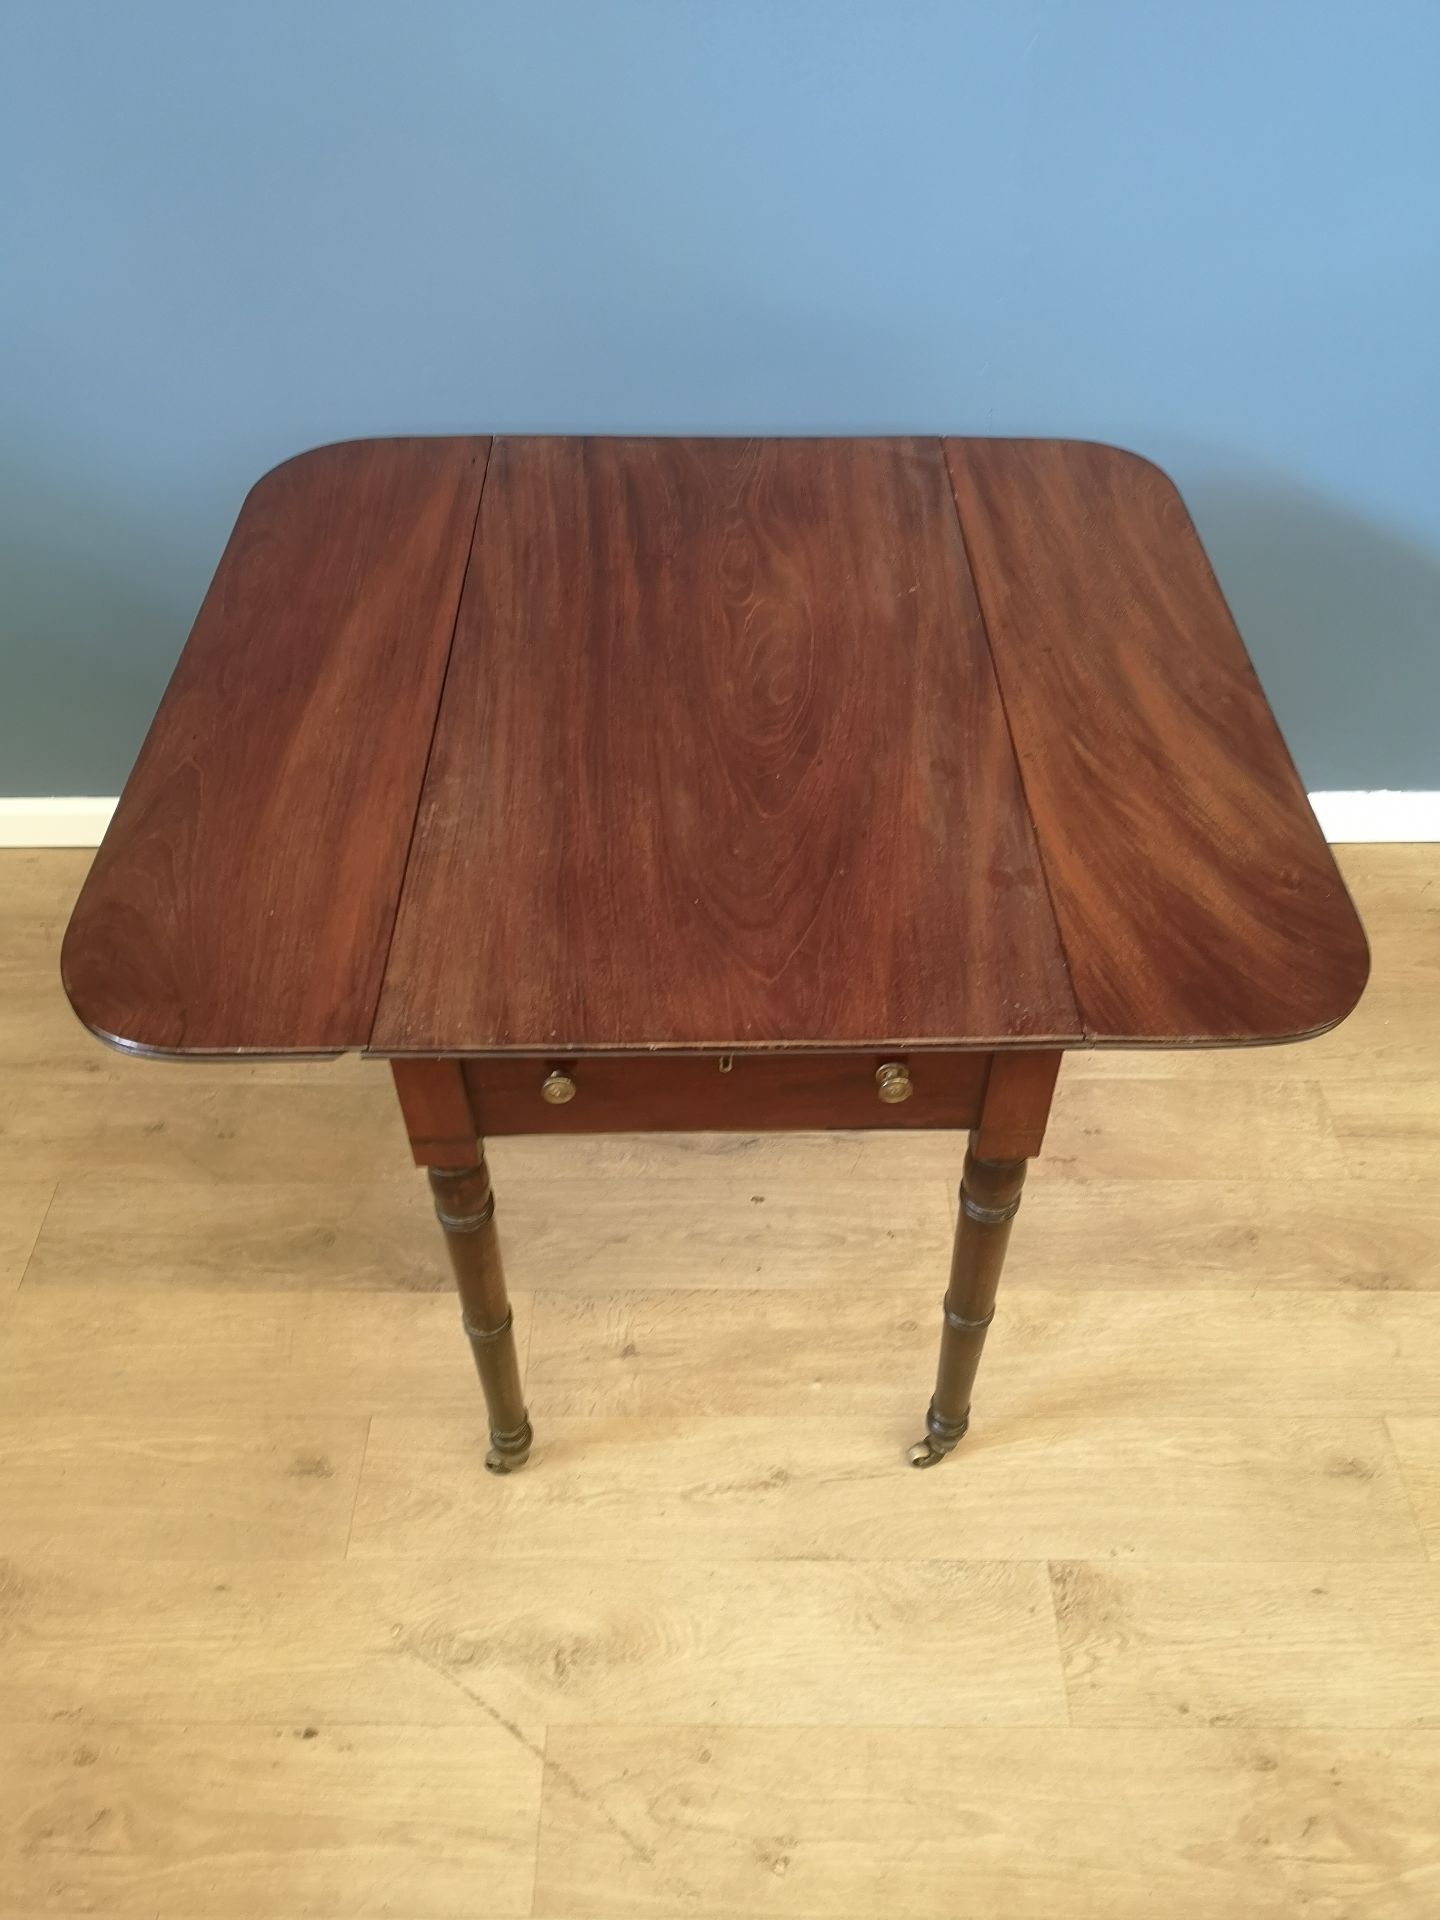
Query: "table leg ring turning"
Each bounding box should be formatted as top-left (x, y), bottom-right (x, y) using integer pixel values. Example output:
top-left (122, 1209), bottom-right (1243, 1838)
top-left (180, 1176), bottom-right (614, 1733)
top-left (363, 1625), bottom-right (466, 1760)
top-left (429, 1163), bottom-right (533, 1473)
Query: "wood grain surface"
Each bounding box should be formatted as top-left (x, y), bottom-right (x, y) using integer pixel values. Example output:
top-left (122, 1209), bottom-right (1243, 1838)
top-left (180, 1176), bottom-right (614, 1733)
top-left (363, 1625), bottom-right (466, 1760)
top-left (0, 1415), bottom-right (369, 1559)
top-left (371, 436), bottom-right (1079, 1053)
top-left (1387, 1419), bottom-right (1440, 1557)
top-left (61, 437), bottom-right (489, 1055)
top-left (944, 437), bottom-right (1370, 1044)
top-left (1052, 1560), bottom-right (1440, 1728)
top-left (350, 1413), bottom-right (1424, 1565)
top-left (0, 1556), bottom-right (1065, 1729)
top-left (60, 434), bottom-right (1369, 1059)
top-left (0, 1720), bottom-right (541, 1916)
top-left (533, 1725), bottom-right (1440, 1918)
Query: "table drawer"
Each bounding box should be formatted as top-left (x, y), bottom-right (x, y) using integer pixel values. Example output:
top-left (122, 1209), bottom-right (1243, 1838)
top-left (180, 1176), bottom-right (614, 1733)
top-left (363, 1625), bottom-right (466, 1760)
top-left (461, 1051), bottom-right (990, 1135)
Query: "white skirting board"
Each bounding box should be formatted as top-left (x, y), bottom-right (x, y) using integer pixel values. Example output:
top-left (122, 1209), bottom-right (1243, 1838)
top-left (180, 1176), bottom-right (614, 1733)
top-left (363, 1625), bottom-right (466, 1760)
top-left (1308, 792), bottom-right (1440, 842)
top-left (0, 792), bottom-right (1438, 850)
top-left (0, 798), bottom-right (119, 847)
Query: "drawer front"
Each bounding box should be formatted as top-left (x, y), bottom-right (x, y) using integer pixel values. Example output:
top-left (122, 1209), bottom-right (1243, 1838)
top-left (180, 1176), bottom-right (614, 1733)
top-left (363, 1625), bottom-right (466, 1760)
top-left (462, 1051), bottom-right (990, 1135)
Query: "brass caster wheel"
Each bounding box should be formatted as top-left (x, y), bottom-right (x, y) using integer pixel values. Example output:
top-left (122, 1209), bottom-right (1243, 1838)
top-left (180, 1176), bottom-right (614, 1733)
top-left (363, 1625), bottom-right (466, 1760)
top-left (908, 1406), bottom-right (968, 1468)
top-left (484, 1420), bottom-right (533, 1475)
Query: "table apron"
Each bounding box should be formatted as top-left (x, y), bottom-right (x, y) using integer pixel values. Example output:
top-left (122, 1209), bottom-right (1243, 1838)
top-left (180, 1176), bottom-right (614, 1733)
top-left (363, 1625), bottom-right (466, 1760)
top-left (457, 1051), bottom-right (990, 1136)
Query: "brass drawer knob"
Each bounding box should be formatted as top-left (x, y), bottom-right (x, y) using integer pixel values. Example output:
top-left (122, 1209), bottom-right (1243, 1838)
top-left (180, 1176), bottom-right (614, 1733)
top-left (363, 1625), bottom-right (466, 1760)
top-left (875, 1061), bottom-right (912, 1104)
top-left (541, 1069), bottom-right (577, 1105)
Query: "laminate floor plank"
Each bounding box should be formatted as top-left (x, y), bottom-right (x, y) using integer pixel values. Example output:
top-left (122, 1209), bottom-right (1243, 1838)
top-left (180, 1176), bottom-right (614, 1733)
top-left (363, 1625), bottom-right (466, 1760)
top-left (0, 1555), bottom-right (1064, 1729)
top-left (532, 1724), bottom-right (1440, 1918)
top-left (0, 1284), bottom-right (533, 1417)
top-left (25, 1176), bottom-right (447, 1293)
top-left (523, 1285), bottom-right (1440, 1419)
top-left (0, 1418), bottom-right (368, 1560)
top-left (0, 1720), bottom-right (540, 1916)
top-left (1052, 1560), bottom-right (1440, 1727)
top-left (24, 1167), bottom-right (952, 1295)
top-left (348, 1413), bottom-right (1422, 1564)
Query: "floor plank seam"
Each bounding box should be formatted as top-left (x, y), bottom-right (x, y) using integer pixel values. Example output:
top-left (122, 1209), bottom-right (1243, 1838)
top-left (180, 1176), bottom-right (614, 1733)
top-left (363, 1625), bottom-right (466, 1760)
top-left (10, 1171), bottom-right (60, 1294)
top-left (1382, 1414), bottom-right (1434, 1561)
top-left (527, 1725), bottom-right (550, 1920)
top-left (341, 1412), bottom-right (373, 1560)
top-left (1043, 1560), bottom-right (1077, 1727)
top-left (401, 1641), bottom-right (659, 1869)
top-left (0, 1715), bottom-right (1172, 1735)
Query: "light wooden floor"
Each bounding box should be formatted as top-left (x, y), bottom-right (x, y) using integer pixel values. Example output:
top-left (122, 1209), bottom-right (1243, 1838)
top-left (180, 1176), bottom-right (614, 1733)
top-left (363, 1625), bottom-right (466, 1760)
top-left (2, 845), bottom-right (1438, 1917)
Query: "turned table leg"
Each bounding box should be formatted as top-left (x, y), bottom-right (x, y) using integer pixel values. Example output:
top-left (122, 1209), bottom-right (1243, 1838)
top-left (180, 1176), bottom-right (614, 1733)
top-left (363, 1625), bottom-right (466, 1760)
top-left (908, 1050), bottom-right (1060, 1468)
top-left (390, 1059), bottom-right (534, 1474)
top-left (909, 1146), bottom-right (1026, 1467)
top-left (429, 1159), bottom-right (532, 1473)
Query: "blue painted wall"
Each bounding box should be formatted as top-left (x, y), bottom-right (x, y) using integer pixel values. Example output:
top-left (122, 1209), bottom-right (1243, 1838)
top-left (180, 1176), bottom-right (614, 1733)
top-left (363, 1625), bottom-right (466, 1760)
top-left (3, 0), bottom-right (1436, 793)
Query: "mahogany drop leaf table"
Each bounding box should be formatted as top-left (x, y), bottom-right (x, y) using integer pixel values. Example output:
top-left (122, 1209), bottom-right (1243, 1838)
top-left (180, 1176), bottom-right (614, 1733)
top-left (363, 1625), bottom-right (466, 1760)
top-left (62, 437), bottom-right (1369, 1472)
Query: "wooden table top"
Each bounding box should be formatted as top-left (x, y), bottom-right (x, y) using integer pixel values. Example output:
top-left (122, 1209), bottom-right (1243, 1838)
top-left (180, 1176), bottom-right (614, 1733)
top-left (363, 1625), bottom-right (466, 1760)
top-left (62, 435), bottom-right (1368, 1060)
